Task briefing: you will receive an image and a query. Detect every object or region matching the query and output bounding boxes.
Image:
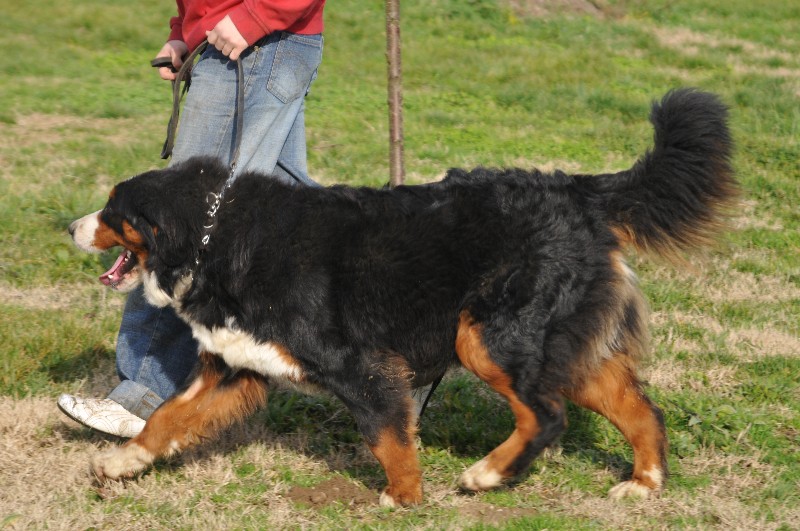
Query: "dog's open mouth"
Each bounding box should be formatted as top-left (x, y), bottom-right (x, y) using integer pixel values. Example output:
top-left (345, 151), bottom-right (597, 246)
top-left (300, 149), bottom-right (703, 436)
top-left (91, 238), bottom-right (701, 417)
top-left (99, 249), bottom-right (138, 288)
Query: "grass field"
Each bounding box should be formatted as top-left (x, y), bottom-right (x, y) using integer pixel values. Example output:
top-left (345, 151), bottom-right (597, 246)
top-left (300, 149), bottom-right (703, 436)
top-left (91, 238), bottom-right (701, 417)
top-left (1, 0), bottom-right (798, 528)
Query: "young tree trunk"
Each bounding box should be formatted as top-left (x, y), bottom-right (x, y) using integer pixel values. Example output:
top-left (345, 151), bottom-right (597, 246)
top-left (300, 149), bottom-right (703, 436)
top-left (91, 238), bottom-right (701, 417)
top-left (385, 0), bottom-right (404, 187)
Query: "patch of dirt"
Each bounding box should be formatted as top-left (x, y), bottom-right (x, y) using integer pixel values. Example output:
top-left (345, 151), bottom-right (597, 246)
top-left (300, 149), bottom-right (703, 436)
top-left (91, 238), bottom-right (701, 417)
top-left (662, 311), bottom-right (800, 360)
top-left (506, 0), bottom-right (614, 19)
top-left (285, 476), bottom-right (377, 508)
top-left (732, 200), bottom-right (784, 232)
top-left (457, 501), bottom-right (539, 526)
top-left (703, 269), bottom-right (800, 304)
top-left (728, 327), bottom-right (800, 358)
top-left (683, 448), bottom-right (776, 492)
top-left (2, 394), bottom-right (799, 528)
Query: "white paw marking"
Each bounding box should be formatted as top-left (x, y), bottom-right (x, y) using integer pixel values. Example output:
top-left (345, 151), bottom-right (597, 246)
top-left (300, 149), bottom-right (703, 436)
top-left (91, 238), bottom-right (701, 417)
top-left (459, 458), bottom-right (504, 491)
top-left (91, 443), bottom-right (154, 480)
top-left (643, 466), bottom-right (664, 489)
top-left (608, 480), bottom-right (654, 499)
top-left (379, 491), bottom-right (398, 508)
top-left (608, 466), bottom-right (663, 500)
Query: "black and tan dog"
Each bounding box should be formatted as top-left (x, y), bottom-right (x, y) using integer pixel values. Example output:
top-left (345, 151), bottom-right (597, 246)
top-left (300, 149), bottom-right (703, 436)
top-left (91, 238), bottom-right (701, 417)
top-left (70, 89), bottom-right (736, 506)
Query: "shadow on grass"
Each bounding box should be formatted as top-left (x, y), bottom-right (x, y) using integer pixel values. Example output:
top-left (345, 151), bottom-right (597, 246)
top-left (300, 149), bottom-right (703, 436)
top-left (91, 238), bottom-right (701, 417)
top-left (58, 369), bottom-right (636, 489)
top-left (417, 373), bottom-right (634, 481)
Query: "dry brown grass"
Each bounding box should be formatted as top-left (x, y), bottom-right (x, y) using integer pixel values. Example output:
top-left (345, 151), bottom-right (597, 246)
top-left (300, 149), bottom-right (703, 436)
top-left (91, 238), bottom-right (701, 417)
top-left (0, 282), bottom-right (124, 313)
top-left (506, 0), bottom-right (607, 19)
top-left (649, 24), bottom-right (800, 87)
top-left (5, 394), bottom-right (794, 530)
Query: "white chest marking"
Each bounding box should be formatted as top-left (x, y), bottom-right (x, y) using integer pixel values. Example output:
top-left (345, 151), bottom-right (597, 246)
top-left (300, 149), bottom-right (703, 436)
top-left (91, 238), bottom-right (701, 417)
top-left (142, 271), bottom-right (173, 308)
top-left (190, 323), bottom-right (303, 382)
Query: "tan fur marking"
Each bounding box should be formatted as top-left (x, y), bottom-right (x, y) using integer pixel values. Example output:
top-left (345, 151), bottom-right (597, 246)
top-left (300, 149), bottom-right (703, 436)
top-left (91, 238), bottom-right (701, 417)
top-left (176, 376), bottom-right (205, 403)
top-left (131, 352), bottom-right (268, 459)
top-left (573, 249), bottom-right (649, 384)
top-left (610, 226), bottom-right (635, 248)
top-left (565, 355), bottom-right (666, 493)
top-left (91, 219), bottom-right (124, 251)
top-left (91, 218), bottom-right (149, 264)
top-left (369, 425), bottom-right (423, 507)
top-left (456, 312), bottom-right (540, 482)
top-left (122, 220), bottom-right (145, 245)
top-left (609, 250), bottom-right (630, 277)
top-left (274, 344), bottom-right (306, 383)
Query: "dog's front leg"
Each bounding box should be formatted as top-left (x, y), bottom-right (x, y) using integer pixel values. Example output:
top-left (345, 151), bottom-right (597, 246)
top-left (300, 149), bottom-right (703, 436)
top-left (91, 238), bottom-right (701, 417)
top-left (367, 421), bottom-right (423, 507)
top-left (91, 352), bottom-right (268, 481)
top-left (340, 384), bottom-right (423, 507)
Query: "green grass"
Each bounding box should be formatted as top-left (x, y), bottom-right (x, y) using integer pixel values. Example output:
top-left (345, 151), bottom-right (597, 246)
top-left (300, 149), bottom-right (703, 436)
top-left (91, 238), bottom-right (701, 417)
top-left (1, 0), bottom-right (799, 528)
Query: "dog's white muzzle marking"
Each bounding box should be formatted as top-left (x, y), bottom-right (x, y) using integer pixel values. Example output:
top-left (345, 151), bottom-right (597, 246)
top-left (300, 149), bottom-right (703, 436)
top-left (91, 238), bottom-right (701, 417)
top-left (70, 210), bottom-right (102, 252)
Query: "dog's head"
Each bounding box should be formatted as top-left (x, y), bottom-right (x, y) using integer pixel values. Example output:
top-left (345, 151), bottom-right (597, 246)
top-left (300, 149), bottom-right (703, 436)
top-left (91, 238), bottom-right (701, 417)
top-left (70, 157), bottom-right (230, 301)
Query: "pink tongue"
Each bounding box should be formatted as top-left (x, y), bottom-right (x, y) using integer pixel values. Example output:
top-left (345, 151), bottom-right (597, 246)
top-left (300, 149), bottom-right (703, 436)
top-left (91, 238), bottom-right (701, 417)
top-left (99, 251), bottom-right (128, 286)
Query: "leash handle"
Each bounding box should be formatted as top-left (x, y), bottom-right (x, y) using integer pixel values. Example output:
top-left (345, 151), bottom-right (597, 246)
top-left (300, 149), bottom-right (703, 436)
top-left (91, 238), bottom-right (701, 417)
top-left (160, 40), bottom-right (209, 159)
top-left (150, 56), bottom-right (177, 72)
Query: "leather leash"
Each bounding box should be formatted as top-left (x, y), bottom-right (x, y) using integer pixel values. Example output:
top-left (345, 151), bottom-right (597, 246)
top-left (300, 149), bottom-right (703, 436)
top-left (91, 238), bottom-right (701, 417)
top-left (153, 40), bottom-right (211, 161)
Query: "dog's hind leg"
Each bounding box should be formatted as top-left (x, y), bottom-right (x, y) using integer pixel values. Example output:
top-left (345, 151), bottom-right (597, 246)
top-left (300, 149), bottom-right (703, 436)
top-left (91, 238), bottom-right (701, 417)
top-left (564, 354), bottom-right (667, 499)
top-left (91, 352), bottom-right (268, 481)
top-left (455, 311), bottom-right (567, 491)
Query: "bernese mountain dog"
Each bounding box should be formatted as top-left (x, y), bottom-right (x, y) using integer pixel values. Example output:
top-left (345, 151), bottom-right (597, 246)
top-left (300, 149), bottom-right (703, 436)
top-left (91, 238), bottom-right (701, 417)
top-left (70, 89), bottom-right (736, 507)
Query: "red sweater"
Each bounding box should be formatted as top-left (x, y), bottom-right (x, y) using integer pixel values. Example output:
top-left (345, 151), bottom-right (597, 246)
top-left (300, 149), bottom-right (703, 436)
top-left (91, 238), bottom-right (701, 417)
top-left (168, 0), bottom-right (326, 50)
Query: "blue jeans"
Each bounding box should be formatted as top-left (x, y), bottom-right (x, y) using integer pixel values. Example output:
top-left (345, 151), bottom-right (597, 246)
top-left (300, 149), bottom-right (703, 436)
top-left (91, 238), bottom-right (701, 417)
top-left (108, 32), bottom-right (323, 419)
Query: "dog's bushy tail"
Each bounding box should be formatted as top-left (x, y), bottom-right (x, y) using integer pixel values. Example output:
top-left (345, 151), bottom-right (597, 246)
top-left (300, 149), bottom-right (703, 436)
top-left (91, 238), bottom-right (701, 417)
top-left (585, 88), bottom-right (738, 259)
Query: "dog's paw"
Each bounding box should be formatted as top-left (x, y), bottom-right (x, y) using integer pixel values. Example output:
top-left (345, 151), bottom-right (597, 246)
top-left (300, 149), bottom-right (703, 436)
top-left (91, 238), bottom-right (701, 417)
top-left (458, 458), bottom-right (505, 492)
top-left (608, 480), bottom-right (658, 499)
top-left (608, 467), bottom-right (664, 500)
top-left (91, 443), bottom-right (154, 481)
top-left (378, 485), bottom-right (423, 508)
top-left (379, 490), bottom-right (399, 508)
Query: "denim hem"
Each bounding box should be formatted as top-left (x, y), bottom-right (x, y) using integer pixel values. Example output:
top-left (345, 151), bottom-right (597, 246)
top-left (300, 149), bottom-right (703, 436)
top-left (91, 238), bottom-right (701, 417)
top-left (107, 380), bottom-right (165, 420)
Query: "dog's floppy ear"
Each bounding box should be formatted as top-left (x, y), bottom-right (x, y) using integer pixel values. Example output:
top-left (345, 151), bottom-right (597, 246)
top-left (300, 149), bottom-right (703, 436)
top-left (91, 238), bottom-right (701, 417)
top-left (130, 213), bottom-right (159, 251)
top-left (141, 197), bottom-right (201, 271)
top-left (109, 170), bottom-right (201, 271)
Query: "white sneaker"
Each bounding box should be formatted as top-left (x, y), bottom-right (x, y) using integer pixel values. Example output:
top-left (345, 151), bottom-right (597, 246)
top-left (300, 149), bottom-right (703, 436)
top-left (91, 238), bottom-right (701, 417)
top-left (57, 394), bottom-right (145, 438)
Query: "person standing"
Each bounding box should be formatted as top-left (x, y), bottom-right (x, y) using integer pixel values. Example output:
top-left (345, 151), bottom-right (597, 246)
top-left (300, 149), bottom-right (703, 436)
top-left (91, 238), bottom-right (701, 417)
top-left (58, 0), bottom-right (327, 436)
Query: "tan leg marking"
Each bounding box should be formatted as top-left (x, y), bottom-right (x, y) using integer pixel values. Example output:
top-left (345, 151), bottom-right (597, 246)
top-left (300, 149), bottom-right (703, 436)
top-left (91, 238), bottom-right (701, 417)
top-left (369, 425), bottom-right (423, 507)
top-left (92, 352), bottom-right (268, 481)
top-left (455, 312), bottom-right (541, 491)
top-left (565, 355), bottom-right (666, 499)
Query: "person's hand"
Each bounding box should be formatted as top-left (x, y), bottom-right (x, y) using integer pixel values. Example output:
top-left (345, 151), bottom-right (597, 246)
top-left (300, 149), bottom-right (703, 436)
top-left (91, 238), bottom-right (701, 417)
top-left (206, 15), bottom-right (248, 61)
top-left (154, 40), bottom-right (189, 81)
